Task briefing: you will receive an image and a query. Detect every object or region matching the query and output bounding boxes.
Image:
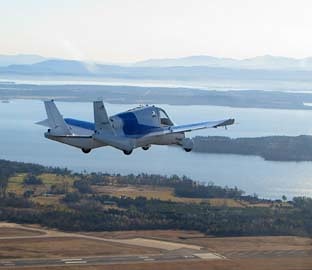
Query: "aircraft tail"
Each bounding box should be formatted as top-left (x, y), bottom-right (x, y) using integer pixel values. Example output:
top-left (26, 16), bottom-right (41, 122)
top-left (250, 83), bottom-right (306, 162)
top-left (36, 100), bottom-right (72, 135)
top-left (93, 101), bottom-right (113, 133)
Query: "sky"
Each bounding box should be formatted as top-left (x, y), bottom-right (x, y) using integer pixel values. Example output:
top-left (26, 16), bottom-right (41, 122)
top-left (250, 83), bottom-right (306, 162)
top-left (1, 0), bottom-right (312, 62)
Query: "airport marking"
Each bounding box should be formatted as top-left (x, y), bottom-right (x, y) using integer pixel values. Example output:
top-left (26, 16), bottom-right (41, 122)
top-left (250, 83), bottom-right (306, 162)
top-left (64, 261), bottom-right (87, 264)
top-left (61, 258), bottom-right (83, 261)
top-left (194, 252), bottom-right (224, 260)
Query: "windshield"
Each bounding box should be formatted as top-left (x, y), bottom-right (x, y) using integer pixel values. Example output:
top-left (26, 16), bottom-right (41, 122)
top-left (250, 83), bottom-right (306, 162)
top-left (159, 108), bottom-right (174, 126)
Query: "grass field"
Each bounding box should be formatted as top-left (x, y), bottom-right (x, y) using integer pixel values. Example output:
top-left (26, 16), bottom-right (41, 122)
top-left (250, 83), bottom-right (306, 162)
top-left (86, 230), bottom-right (312, 252)
top-left (1, 224), bottom-right (312, 270)
top-left (93, 184), bottom-right (248, 207)
top-left (6, 173), bottom-right (282, 209)
top-left (12, 258), bottom-right (312, 270)
top-left (0, 227), bottom-right (44, 237)
top-left (0, 237), bottom-right (160, 259)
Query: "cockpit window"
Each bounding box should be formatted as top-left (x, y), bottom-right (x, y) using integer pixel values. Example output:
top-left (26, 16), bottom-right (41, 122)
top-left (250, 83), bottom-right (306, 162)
top-left (159, 109), bottom-right (173, 126)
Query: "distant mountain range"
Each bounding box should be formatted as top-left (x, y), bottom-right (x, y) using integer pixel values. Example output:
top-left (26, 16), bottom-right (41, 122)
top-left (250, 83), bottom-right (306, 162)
top-left (0, 54), bottom-right (46, 67)
top-left (134, 55), bottom-right (312, 70)
top-left (3, 54), bottom-right (312, 83)
top-left (3, 54), bottom-right (312, 70)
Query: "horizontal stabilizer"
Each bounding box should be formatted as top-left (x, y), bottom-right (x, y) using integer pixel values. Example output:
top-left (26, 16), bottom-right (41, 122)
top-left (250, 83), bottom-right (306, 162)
top-left (35, 118), bottom-right (50, 127)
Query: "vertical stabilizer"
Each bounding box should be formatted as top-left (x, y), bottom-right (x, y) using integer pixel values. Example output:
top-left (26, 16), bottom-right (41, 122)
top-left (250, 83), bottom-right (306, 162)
top-left (44, 100), bottom-right (72, 135)
top-left (93, 101), bottom-right (113, 133)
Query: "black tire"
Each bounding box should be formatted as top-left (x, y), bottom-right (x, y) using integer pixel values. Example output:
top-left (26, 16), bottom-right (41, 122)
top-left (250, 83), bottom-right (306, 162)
top-left (123, 150), bottom-right (133, 155)
top-left (142, 146), bottom-right (150, 151)
top-left (82, 148), bottom-right (91, 154)
top-left (184, 148), bottom-right (192, 152)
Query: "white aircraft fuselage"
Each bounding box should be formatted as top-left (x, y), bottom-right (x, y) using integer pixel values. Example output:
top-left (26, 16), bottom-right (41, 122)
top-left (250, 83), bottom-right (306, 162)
top-left (38, 101), bottom-right (234, 155)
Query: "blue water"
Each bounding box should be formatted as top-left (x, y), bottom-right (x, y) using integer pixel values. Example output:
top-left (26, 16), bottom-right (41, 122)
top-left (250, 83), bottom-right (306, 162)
top-left (1, 99), bottom-right (312, 199)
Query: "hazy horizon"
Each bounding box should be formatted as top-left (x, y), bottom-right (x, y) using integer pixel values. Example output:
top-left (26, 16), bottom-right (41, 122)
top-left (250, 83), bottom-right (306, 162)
top-left (2, 0), bottom-right (312, 62)
top-left (4, 53), bottom-right (312, 65)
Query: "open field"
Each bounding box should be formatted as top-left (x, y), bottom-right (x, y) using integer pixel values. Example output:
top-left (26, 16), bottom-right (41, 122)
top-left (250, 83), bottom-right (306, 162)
top-left (11, 258), bottom-right (312, 270)
top-left (84, 230), bottom-right (205, 240)
top-left (0, 223), bottom-right (312, 269)
top-left (0, 237), bottom-right (159, 259)
top-left (186, 236), bottom-right (312, 252)
top-left (6, 172), bottom-right (275, 208)
top-left (87, 230), bottom-right (312, 252)
top-left (93, 184), bottom-right (248, 207)
top-left (0, 227), bottom-right (44, 237)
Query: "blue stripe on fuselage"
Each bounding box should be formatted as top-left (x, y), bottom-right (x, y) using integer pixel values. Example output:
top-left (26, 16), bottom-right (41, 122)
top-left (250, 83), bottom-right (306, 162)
top-left (65, 114), bottom-right (163, 138)
top-left (64, 118), bottom-right (95, 131)
top-left (116, 112), bottom-right (161, 136)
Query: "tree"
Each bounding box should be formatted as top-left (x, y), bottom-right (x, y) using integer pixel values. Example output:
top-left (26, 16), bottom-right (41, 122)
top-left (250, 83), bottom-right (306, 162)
top-left (0, 178), bottom-right (8, 198)
top-left (23, 190), bottom-right (34, 198)
top-left (23, 174), bottom-right (42, 185)
top-left (74, 179), bottom-right (92, 194)
top-left (63, 192), bottom-right (81, 203)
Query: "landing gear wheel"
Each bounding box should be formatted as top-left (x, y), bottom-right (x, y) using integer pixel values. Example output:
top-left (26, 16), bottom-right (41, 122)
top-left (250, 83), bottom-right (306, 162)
top-left (142, 146), bottom-right (150, 151)
top-left (184, 148), bottom-right (192, 152)
top-left (123, 150), bottom-right (133, 155)
top-left (82, 148), bottom-right (91, 154)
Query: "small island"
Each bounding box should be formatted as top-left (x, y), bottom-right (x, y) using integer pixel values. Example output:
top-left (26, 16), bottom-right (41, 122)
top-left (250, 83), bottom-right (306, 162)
top-left (193, 135), bottom-right (312, 161)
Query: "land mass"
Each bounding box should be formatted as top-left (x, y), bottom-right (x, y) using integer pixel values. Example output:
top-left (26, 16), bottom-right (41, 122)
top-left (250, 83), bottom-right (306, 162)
top-left (193, 135), bottom-right (312, 161)
top-left (1, 159), bottom-right (312, 238)
top-left (2, 82), bottom-right (312, 110)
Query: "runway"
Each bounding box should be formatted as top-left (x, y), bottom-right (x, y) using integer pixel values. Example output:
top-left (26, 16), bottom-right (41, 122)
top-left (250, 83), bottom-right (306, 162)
top-left (0, 251), bottom-right (222, 268)
top-left (1, 223), bottom-right (311, 268)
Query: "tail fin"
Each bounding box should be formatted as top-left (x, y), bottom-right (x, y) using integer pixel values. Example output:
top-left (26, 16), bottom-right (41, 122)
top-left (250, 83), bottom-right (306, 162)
top-left (39, 100), bottom-right (72, 135)
top-left (93, 101), bottom-right (113, 133)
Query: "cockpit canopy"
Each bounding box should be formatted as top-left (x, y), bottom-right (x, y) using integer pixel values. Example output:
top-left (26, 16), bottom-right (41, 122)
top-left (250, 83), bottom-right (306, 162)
top-left (113, 105), bottom-right (174, 136)
top-left (158, 108), bottom-right (174, 126)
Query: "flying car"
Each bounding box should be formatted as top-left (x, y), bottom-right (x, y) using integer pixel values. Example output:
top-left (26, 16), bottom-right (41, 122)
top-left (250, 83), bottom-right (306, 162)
top-left (37, 100), bottom-right (234, 155)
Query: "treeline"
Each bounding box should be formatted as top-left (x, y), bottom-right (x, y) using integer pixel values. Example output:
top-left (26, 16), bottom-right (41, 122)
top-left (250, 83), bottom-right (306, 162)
top-left (81, 173), bottom-right (245, 199)
top-left (0, 159), bottom-right (70, 198)
top-left (0, 159), bottom-right (260, 201)
top-left (2, 159), bottom-right (312, 236)
top-left (193, 135), bottom-right (312, 161)
top-left (1, 192), bottom-right (312, 236)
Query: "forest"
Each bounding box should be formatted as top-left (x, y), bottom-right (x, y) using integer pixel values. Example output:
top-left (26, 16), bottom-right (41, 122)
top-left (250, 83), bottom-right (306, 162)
top-left (193, 135), bottom-right (312, 161)
top-left (0, 159), bottom-right (312, 236)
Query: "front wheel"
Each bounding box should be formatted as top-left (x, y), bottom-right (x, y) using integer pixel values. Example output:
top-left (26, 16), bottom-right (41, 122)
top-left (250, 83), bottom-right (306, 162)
top-left (184, 148), bottom-right (192, 152)
top-left (142, 146), bottom-right (150, 151)
top-left (123, 150), bottom-right (133, 155)
top-left (82, 148), bottom-right (91, 154)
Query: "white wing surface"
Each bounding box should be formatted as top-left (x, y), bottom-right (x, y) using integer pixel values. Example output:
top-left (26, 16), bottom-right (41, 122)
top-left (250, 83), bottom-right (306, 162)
top-left (143, 118), bottom-right (235, 137)
top-left (170, 118), bottom-right (235, 133)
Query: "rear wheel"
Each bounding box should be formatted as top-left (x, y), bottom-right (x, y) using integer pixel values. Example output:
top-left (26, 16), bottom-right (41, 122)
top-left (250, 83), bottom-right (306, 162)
top-left (142, 146), bottom-right (150, 151)
top-left (184, 148), bottom-right (192, 152)
top-left (82, 148), bottom-right (91, 154)
top-left (123, 150), bottom-right (133, 155)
